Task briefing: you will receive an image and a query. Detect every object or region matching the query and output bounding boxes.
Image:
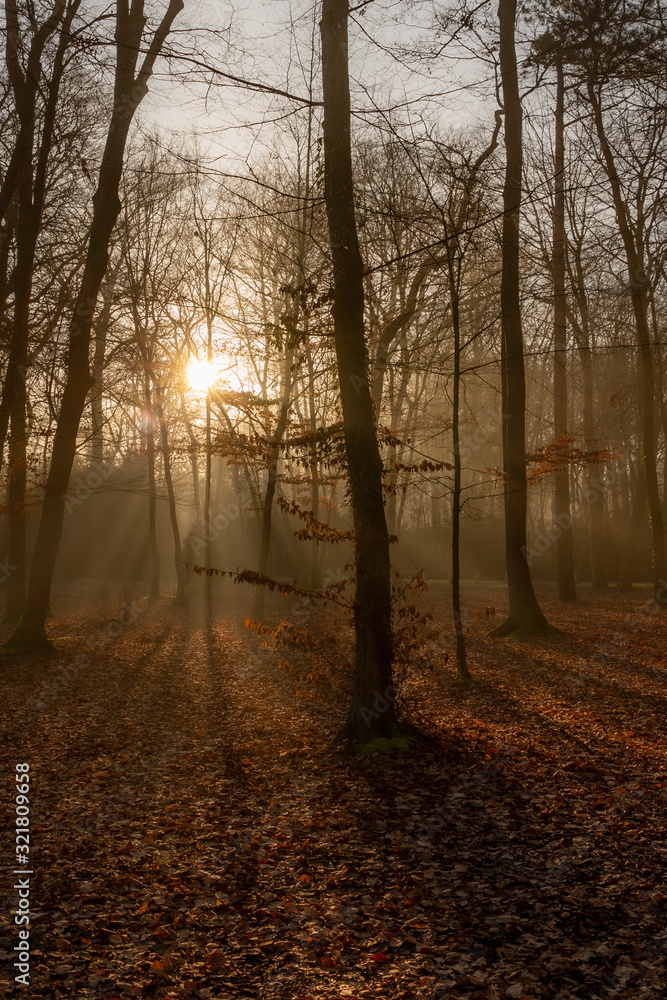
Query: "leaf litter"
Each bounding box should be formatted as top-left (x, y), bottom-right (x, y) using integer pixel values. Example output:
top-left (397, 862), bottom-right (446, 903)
top-left (0, 581), bottom-right (665, 999)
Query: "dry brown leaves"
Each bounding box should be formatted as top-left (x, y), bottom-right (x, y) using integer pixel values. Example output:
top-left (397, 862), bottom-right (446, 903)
top-left (0, 581), bottom-right (665, 1000)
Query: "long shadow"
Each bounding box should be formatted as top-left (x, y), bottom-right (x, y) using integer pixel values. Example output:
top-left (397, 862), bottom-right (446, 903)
top-left (518, 642), bottom-right (667, 729)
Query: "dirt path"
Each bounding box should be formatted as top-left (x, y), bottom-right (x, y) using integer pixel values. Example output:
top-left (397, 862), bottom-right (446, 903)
top-left (1, 583), bottom-right (666, 999)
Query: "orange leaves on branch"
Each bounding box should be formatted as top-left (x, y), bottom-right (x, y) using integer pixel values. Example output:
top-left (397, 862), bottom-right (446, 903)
top-left (190, 562), bottom-right (354, 610)
top-left (526, 431), bottom-right (612, 483)
top-left (485, 432), bottom-right (613, 483)
top-left (283, 420), bottom-right (344, 449)
top-left (276, 496), bottom-right (354, 545)
top-left (390, 458), bottom-right (453, 475)
top-left (247, 616), bottom-right (353, 695)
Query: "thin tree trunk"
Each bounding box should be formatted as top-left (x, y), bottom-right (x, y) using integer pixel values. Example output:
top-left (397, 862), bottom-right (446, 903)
top-left (566, 265), bottom-right (607, 587)
top-left (179, 393), bottom-right (201, 532)
top-left (154, 380), bottom-right (186, 604)
top-left (306, 339), bottom-right (322, 590)
top-left (618, 454), bottom-right (644, 590)
top-left (451, 288), bottom-right (470, 680)
top-left (648, 285), bottom-right (667, 518)
top-left (3, 0), bottom-right (79, 622)
top-left (143, 373), bottom-right (160, 598)
top-left (204, 372), bottom-right (212, 599)
top-left (552, 56), bottom-right (576, 600)
top-left (4, 0), bottom-right (183, 650)
top-left (251, 344), bottom-right (295, 620)
top-left (586, 74), bottom-right (665, 603)
top-left (321, 0), bottom-right (395, 740)
top-left (490, 0), bottom-right (552, 637)
top-left (90, 265), bottom-right (118, 465)
top-left (4, 189), bottom-right (32, 623)
top-left (580, 342), bottom-right (607, 588)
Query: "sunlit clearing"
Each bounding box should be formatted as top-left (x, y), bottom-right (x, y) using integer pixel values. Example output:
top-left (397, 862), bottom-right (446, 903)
top-left (187, 358), bottom-right (220, 393)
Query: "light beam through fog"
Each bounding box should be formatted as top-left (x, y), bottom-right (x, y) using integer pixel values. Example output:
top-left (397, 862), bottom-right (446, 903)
top-left (1, 2), bottom-right (666, 995)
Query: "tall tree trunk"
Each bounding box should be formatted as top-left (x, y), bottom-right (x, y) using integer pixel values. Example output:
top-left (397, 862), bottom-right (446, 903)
top-left (450, 288), bottom-right (470, 680)
top-left (251, 344), bottom-right (295, 621)
top-left (4, 0), bottom-right (183, 650)
top-left (88, 265), bottom-right (117, 579)
top-left (566, 263), bottom-right (607, 587)
top-left (321, 0), bottom-right (395, 739)
top-left (618, 452), bottom-right (644, 590)
top-left (3, 0), bottom-right (78, 622)
top-left (585, 75), bottom-right (666, 603)
top-left (0, 0), bottom-right (66, 226)
top-left (179, 393), bottom-right (201, 532)
top-left (4, 191), bottom-right (32, 623)
top-left (142, 372), bottom-right (160, 598)
top-left (306, 338), bottom-right (322, 590)
top-left (204, 332), bottom-right (213, 601)
top-left (580, 341), bottom-right (608, 588)
top-left (490, 0), bottom-right (552, 637)
top-left (154, 381), bottom-right (186, 604)
top-left (552, 56), bottom-right (576, 601)
top-left (5, 381), bottom-right (27, 624)
top-left (90, 264), bottom-right (118, 465)
top-left (651, 315), bottom-right (667, 519)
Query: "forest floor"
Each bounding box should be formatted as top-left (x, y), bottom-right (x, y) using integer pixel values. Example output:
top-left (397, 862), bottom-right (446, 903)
top-left (0, 580), bottom-right (666, 1000)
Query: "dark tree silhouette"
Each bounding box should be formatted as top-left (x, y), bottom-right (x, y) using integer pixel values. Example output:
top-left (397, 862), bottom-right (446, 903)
top-left (490, 0), bottom-right (553, 637)
top-left (5, 0), bottom-right (184, 651)
top-left (320, 0), bottom-right (396, 739)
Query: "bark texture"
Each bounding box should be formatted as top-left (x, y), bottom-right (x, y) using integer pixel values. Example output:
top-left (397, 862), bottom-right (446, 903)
top-left (5, 0), bottom-right (183, 650)
top-left (585, 74), bottom-right (666, 603)
top-left (321, 0), bottom-right (396, 739)
top-left (553, 56), bottom-right (576, 601)
top-left (490, 0), bottom-right (552, 637)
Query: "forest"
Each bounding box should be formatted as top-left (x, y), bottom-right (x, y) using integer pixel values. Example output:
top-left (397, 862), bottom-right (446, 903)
top-left (0, 0), bottom-right (666, 998)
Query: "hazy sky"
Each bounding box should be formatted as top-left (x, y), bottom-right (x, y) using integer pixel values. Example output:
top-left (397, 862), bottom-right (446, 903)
top-left (141, 0), bottom-right (499, 172)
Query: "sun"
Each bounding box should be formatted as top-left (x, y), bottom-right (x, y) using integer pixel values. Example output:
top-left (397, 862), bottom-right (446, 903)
top-left (186, 357), bottom-right (220, 393)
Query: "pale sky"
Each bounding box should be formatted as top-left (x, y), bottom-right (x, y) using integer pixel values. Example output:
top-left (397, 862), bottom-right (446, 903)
top-left (139, 0), bottom-right (500, 173)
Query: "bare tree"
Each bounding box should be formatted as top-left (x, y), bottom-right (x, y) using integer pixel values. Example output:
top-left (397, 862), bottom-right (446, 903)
top-left (490, 0), bottom-right (552, 636)
top-left (321, 0), bottom-right (396, 740)
top-left (5, 0), bottom-right (183, 651)
top-left (551, 53), bottom-right (576, 600)
top-left (547, 0), bottom-right (666, 602)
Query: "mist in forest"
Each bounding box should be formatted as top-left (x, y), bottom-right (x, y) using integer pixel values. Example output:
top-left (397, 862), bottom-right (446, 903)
top-left (3, 3), bottom-right (667, 998)
top-left (1, 0), bottom-right (665, 647)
